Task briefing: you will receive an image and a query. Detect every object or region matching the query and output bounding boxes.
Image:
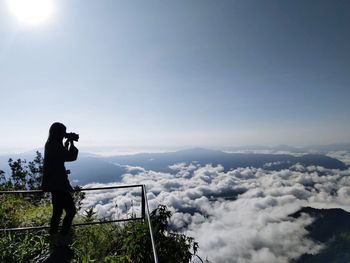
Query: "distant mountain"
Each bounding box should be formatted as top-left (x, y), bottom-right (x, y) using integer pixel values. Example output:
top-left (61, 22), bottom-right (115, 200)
top-left (224, 143), bottom-right (350, 154)
top-left (0, 148), bottom-right (347, 186)
top-left (303, 143), bottom-right (350, 153)
top-left (224, 144), bottom-right (302, 153)
top-left (291, 207), bottom-right (350, 263)
top-left (66, 157), bottom-right (125, 185)
top-left (104, 148), bottom-right (347, 172)
top-left (0, 151), bottom-right (125, 186)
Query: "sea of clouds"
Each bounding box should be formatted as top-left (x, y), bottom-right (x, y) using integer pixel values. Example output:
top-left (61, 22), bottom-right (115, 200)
top-left (80, 159), bottom-right (350, 263)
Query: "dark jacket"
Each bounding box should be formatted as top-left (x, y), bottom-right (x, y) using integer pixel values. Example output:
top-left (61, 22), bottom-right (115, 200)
top-left (42, 141), bottom-right (78, 191)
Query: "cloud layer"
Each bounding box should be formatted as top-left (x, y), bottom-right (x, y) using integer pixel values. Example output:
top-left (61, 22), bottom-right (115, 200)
top-left (81, 163), bottom-right (350, 263)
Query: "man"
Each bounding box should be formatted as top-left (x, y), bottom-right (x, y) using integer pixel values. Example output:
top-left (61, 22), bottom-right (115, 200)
top-left (42, 122), bottom-right (79, 247)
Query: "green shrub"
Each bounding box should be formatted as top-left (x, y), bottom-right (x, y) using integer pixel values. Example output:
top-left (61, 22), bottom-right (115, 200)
top-left (0, 231), bottom-right (49, 263)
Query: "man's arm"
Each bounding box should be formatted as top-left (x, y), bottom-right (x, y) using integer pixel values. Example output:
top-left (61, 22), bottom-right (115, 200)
top-left (63, 140), bottom-right (79, 162)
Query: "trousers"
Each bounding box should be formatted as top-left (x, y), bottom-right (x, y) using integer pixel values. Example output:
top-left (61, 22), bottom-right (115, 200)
top-left (50, 191), bottom-right (76, 235)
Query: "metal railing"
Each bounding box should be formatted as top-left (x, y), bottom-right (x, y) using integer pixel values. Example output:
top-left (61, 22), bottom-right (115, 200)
top-left (0, 184), bottom-right (159, 263)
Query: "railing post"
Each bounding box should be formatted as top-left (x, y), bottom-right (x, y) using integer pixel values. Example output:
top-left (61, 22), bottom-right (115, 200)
top-left (141, 185), bottom-right (146, 220)
top-left (143, 184), bottom-right (159, 263)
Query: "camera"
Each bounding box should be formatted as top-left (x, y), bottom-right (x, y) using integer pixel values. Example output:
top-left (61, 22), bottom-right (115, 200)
top-left (65, 132), bottom-right (79, 142)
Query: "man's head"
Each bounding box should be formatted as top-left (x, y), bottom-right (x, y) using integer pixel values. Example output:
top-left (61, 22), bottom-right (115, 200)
top-left (48, 122), bottom-right (66, 142)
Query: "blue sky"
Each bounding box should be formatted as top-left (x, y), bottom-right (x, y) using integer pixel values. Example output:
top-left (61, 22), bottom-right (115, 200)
top-left (0, 0), bottom-right (349, 152)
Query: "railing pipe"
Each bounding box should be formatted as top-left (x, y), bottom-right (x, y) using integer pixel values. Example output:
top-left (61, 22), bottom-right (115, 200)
top-left (0, 184), bottom-right (144, 194)
top-left (1, 217), bottom-right (143, 232)
top-left (143, 184), bottom-right (159, 263)
top-left (141, 185), bottom-right (146, 220)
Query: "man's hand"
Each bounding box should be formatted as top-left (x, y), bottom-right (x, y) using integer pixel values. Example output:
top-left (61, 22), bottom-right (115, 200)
top-left (64, 139), bottom-right (70, 149)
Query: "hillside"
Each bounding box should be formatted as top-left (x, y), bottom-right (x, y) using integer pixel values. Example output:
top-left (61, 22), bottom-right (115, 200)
top-left (291, 207), bottom-right (350, 263)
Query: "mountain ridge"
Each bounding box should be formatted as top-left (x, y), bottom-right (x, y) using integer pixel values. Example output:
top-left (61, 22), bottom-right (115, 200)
top-left (0, 148), bottom-right (347, 185)
top-left (291, 207), bottom-right (350, 262)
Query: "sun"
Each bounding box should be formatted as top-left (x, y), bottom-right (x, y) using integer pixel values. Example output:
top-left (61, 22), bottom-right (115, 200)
top-left (7, 0), bottom-right (55, 26)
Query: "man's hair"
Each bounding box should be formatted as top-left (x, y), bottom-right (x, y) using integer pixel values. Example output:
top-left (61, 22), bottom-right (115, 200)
top-left (48, 122), bottom-right (66, 142)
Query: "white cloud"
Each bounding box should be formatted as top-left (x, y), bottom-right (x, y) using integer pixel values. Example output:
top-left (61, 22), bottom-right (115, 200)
top-left (80, 164), bottom-right (350, 263)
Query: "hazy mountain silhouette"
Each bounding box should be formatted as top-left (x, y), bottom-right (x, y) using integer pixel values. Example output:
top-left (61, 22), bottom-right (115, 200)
top-left (103, 148), bottom-right (347, 172)
top-left (303, 143), bottom-right (350, 153)
top-left (224, 143), bottom-right (350, 154)
top-left (66, 157), bottom-right (125, 185)
top-left (0, 148), bottom-right (347, 186)
top-left (291, 207), bottom-right (350, 263)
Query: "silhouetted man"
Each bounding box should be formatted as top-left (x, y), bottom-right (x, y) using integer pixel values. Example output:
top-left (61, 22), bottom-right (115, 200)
top-left (42, 122), bottom-right (79, 247)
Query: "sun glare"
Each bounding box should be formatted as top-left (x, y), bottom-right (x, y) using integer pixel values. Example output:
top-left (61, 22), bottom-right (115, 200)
top-left (7, 0), bottom-right (55, 26)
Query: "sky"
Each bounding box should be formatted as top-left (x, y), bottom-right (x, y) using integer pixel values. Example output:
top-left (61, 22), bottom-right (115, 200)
top-left (0, 0), bottom-right (349, 153)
